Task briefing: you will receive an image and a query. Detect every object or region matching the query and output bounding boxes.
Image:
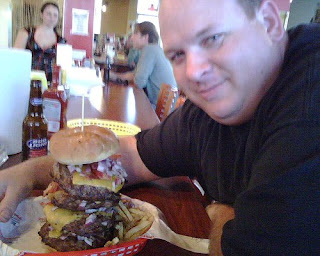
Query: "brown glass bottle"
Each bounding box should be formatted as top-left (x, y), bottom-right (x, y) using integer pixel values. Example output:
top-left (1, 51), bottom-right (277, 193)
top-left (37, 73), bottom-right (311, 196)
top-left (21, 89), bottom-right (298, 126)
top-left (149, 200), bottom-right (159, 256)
top-left (22, 79), bottom-right (48, 161)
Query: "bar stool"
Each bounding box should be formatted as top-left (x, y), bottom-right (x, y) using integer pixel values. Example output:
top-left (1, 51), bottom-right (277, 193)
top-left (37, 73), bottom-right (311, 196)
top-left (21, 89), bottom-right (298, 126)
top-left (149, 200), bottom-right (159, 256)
top-left (175, 90), bottom-right (187, 109)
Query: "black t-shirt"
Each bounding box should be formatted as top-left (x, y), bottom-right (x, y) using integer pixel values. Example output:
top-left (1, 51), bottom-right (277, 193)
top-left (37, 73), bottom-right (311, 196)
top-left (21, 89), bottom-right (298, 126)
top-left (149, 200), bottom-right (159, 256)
top-left (136, 24), bottom-right (320, 255)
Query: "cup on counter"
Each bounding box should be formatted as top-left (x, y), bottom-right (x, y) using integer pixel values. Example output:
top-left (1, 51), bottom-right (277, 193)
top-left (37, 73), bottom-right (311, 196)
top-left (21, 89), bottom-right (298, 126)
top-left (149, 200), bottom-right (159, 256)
top-left (0, 49), bottom-right (32, 155)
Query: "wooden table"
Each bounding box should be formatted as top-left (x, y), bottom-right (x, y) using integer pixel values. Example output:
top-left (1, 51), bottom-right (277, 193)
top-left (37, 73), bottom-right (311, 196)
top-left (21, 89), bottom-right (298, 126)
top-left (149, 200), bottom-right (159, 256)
top-left (123, 178), bottom-right (211, 256)
top-left (1, 82), bottom-right (211, 255)
top-left (67, 82), bottom-right (159, 130)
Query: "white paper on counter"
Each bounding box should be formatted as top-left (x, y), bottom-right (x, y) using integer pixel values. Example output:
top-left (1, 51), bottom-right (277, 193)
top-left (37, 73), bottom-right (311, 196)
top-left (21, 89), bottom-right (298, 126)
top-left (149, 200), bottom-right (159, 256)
top-left (56, 44), bottom-right (73, 69)
top-left (0, 196), bottom-right (209, 255)
top-left (66, 67), bottom-right (104, 96)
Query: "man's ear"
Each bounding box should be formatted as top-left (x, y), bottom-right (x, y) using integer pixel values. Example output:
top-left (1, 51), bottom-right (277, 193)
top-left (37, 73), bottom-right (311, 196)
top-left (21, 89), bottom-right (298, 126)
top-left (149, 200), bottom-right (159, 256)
top-left (256, 0), bottom-right (285, 41)
top-left (144, 34), bottom-right (149, 44)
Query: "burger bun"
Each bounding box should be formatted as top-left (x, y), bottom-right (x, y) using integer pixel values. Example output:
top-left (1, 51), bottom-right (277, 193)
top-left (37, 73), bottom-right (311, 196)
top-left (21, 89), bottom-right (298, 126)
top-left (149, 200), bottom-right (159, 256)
top-left (50, 125), bottom-right (119, 165)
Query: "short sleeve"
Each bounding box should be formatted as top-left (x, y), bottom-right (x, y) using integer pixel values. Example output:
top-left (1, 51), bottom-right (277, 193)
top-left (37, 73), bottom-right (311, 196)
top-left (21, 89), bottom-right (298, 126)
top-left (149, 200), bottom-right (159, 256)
top-left (135, 102), bottom-right (199, 178)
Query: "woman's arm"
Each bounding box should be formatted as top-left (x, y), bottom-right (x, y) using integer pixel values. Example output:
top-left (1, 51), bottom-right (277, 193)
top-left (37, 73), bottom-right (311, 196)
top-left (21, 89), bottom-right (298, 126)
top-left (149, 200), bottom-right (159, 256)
top-left (117, 71), bottom-right (135, 82)
top-left (14, 28), bottom-right (29, 49)
top-left (109, 70), bottom-right (135, 84)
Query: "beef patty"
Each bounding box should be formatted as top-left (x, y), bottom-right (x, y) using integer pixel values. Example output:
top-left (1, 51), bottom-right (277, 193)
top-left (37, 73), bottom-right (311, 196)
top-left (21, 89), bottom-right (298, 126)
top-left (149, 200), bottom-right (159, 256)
top-left (51, 163), bottom-right (121, 201)
top-left (50, 189), bottom-right (118, 212)
top-left (63, 212), bottom-right (115, 236)
top-left (39, 222), bottom-right (114, 252)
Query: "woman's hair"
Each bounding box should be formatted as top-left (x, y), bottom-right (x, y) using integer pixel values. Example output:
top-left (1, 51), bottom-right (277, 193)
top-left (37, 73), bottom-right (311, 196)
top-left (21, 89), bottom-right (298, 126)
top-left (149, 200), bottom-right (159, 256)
top-left (134, 22), bottom-right (159, 44)
top-left (41, 2), bottom-right (60, 13)
top-left (237, 0), bottom-right (262, 19)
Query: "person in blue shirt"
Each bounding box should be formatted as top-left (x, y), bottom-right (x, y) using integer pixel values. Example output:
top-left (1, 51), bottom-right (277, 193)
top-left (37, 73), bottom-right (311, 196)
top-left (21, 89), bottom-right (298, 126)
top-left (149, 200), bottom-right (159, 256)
top-left (110, 22), bottom-right (177, 108)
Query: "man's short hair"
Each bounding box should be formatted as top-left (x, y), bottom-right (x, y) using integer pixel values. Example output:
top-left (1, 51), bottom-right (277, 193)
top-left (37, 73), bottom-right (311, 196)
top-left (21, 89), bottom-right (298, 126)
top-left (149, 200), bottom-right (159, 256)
top-left (237, 0), bottom-right (262, 18)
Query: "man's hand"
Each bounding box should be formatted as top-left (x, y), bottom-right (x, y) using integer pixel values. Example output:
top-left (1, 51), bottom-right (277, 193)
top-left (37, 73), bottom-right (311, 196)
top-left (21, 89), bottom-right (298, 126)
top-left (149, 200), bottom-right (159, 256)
top-left (0, 166), bottom-right (34, 222)
top-left (0, 156), bottom-right (54, 222)
top-left (206, 202), bottom-right (235, 256)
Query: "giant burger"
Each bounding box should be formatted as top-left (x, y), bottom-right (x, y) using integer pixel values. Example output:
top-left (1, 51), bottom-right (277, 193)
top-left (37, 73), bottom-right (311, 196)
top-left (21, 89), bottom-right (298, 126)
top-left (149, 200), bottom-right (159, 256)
top-left (39, 125), bottom-right (128, 252)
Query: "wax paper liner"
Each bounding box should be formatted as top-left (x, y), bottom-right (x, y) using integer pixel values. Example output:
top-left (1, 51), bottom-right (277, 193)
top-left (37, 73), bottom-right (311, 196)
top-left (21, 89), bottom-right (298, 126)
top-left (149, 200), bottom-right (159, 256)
top-left (0, 195), bottom-right (209, 255)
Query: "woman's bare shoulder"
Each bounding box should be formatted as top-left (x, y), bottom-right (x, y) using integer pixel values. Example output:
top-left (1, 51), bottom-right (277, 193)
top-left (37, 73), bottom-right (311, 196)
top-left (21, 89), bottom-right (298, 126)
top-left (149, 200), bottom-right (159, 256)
top-left (14, 28), bottom-right (29, 48)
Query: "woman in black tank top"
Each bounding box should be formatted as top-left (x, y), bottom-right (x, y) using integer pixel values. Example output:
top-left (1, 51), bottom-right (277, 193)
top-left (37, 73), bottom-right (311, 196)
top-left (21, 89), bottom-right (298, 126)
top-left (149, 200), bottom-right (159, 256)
top-left (14, 2), bottom-right (66, 84)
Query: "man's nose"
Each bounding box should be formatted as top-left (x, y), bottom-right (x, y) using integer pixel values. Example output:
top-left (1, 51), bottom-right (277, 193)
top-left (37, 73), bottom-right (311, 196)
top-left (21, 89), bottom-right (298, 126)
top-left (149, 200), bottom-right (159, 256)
top-left (185, 51), bottom-right (211, 81)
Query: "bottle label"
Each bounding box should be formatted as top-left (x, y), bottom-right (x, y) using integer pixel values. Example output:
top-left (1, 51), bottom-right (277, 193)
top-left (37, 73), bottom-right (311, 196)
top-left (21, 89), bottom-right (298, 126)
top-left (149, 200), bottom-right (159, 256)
top-left (43, 98), bottom-right (61, 133)
top-left (30, 98), bottom-right (43, 106)
top-left (26, 138), bottom-right (48, 158)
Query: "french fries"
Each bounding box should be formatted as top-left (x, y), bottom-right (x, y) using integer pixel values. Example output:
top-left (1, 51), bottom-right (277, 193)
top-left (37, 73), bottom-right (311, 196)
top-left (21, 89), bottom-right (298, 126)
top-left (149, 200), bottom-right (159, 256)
top-left (124, 215), bottom-right (153, 241)
top-left (104, 199), bottom-right (153, 247)
top-left (115, 221), bottom-right (124, 240)
top-left (119, 201), bottom-right (134, 222)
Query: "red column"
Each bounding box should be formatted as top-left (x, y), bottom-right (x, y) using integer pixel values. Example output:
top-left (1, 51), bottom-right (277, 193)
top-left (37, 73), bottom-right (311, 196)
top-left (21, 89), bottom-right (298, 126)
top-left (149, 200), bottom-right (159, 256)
top-left (63, 0), bottom-right (95, 58)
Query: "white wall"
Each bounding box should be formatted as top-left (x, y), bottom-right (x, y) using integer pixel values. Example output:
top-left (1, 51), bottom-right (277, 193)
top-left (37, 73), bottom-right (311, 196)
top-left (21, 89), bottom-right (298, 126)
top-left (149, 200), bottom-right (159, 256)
top-left (287, 0), bottom-right (320, 29)
top-left (0, 0), bottom-right (12, 48)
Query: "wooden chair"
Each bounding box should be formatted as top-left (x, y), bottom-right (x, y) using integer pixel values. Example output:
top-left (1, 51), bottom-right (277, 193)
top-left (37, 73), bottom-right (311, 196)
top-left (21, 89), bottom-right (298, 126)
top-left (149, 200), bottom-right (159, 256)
top-left (175, 91), bottom-right (187, 109)
top-left (156, 83), bottom-right (178, 121)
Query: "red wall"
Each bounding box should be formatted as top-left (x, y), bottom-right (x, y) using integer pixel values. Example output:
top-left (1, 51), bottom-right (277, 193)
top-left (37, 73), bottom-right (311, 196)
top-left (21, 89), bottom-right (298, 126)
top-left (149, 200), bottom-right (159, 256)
top-left (63, 0), bottom-right (95, 58)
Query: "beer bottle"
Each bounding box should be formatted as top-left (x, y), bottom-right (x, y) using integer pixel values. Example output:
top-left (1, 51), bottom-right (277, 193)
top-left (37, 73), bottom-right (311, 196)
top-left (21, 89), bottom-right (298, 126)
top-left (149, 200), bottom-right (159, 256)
top-left (22, 79), bottom-right (48, 161)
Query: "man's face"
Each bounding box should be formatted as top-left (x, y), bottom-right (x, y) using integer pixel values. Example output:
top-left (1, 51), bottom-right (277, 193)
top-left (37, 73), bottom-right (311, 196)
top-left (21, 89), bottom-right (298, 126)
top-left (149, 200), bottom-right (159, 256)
top-left (132, 31), bottom-right (148, 50)
top-left (160, 0), bottom-right (281, 125)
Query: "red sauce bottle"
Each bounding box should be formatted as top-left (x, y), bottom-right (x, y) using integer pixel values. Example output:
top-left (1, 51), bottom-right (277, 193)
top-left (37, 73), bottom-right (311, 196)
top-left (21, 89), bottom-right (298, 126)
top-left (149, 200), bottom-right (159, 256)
top-left (42, 65), bottom-right (68, 139)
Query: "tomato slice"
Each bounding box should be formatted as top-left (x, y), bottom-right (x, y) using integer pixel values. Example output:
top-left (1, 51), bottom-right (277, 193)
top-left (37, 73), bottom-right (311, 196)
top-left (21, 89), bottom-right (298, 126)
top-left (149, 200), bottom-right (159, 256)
top-left (91, 168), bottom-right (104, 179)
top-left (88, 162), bottom-right (105, 179)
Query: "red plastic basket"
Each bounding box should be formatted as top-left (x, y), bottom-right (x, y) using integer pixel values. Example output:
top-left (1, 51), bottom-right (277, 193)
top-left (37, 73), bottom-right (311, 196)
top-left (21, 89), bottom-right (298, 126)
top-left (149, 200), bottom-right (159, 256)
top-left (18, 238), bottom-right (148, 256)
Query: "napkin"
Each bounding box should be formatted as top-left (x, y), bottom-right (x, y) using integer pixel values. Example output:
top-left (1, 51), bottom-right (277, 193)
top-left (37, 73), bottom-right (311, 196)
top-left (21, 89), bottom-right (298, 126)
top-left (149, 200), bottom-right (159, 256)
top-left (128, 196), bottom-right (209, 254)
top-left (66, 67), bottom-right (104, 96)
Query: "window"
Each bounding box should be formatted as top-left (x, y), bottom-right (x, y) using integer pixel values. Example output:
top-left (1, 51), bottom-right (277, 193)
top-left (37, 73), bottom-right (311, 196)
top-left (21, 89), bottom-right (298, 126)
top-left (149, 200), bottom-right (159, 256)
top-left (136, 0), bottom-right (160, 36)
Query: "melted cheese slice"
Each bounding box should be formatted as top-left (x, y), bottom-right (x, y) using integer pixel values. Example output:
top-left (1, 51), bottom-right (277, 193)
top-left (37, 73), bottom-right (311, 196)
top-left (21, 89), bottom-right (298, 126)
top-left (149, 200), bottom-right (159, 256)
top-left (72, 172), bottom-right (123, 193)
top-left (43, 204), bottom-right (83, 238)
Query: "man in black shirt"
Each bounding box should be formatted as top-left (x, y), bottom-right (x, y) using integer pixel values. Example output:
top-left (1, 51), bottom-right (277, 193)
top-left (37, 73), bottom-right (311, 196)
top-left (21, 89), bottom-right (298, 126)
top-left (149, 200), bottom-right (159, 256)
top-left (0, 0), bottom-right (319, 255)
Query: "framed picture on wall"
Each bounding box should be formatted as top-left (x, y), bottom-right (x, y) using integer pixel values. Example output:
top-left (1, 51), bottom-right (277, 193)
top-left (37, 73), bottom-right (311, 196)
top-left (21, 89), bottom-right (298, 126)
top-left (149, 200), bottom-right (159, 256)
top-left (72, 8), bottom-right (89, 35)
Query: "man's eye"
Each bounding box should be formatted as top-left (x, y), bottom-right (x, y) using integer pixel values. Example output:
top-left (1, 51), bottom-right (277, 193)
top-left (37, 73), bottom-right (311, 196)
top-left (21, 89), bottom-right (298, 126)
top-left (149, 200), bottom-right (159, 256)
top-left (201, 34), bottom-right (223, 48)
top-left (169, 51), bottom-right (185, 64)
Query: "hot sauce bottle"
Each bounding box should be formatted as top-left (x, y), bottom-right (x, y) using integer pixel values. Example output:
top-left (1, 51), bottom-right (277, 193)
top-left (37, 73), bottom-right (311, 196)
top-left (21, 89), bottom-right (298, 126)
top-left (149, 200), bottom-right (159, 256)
top-left (42, 65), bottom-right (68, 139)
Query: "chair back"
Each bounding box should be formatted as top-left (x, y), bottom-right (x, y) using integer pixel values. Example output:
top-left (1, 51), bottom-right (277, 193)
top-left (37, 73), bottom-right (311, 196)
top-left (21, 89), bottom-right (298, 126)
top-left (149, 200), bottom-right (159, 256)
top-left (175, 93), bottom-right (186, 109)
top-left (156, 83), bottom-right (178, 121)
